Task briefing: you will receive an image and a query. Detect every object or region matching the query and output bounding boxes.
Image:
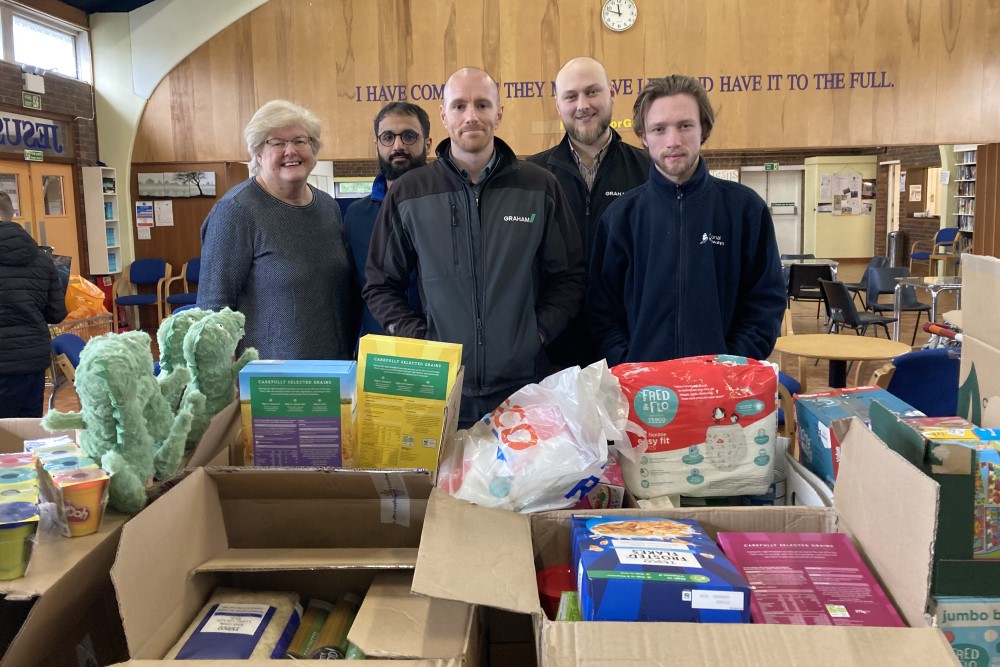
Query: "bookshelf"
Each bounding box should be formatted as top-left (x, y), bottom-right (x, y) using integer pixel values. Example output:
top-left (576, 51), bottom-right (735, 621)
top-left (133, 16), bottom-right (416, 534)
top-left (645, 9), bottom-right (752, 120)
top-left (953, 145), bottom-right (977, 255)
top-left (82, 166), bottom-right (122, 275)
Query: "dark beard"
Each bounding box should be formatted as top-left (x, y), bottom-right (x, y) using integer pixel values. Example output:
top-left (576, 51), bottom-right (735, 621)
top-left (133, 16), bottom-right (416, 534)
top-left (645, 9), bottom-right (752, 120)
top-left (379, 152), bottom-right (428, 181)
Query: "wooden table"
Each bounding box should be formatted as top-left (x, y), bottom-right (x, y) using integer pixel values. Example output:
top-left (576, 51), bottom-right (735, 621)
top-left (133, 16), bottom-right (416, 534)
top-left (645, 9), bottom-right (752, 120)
top-left (774, 334), bottom-right (912, 391)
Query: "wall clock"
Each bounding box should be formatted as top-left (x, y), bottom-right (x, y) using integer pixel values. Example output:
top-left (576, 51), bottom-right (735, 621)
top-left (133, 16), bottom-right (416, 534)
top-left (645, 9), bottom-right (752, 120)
top-left (602, 0), bottom-right (637, 32)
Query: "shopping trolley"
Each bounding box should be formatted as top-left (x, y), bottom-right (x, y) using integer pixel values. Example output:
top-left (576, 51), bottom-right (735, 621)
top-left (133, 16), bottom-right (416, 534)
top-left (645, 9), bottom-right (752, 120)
top-left (47, 313), bottom-right (114, 408)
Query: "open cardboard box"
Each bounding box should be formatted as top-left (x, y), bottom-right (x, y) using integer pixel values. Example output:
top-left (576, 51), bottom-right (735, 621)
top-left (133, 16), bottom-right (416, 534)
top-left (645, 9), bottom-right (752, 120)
top-left (958, 254), bottom-right (1000, 428)
top-left (110, 467), bottom-right (482, 665)
top-left (412, 420), bottom-right (959, 666)
top-left (0, 419), bottom-right (129, 667)
top-left (869, 402), bottom-right (1000, 597)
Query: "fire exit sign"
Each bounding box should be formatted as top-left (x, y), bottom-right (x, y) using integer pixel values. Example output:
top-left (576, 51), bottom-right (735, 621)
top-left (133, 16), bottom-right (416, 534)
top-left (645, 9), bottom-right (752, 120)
top-left (764, 162), bottom-right (779, 171)
top-left (24, 149), bottom-right (43, 162)
top-left (21, 91), bottom-right (42, 110)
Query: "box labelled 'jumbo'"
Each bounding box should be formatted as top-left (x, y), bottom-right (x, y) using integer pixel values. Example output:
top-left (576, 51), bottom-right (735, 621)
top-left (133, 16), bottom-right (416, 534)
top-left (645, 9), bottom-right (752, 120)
top-left (238, 360), bottom-right (356, 467)
top-left (356, 335), bottom-right (462, 471)
top-left (412, 420), bottom-right (959, 667)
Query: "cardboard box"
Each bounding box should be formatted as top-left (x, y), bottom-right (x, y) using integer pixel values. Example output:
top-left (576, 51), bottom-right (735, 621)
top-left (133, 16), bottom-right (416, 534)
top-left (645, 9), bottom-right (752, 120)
top-left (110, 467), bottom-right (481, 665)
top-left (958, 254), bottom-right (1000, 429)
top-left (795, 387), bottom-right (924, 487)
top-left (411, 420), bottom-right (959, 666)
top-left (931, 596), bottom-right (1000, 666)
top-left (238, 360), bottom-right (357, 467)
top-left (356, 335), bottom-right (462, 471)
top-left (0, 419), bottom-right (129, 667)
top-left (785, 449), bottom-right (834, 507)
top-left (870, 404), bottom-right (1000, 597)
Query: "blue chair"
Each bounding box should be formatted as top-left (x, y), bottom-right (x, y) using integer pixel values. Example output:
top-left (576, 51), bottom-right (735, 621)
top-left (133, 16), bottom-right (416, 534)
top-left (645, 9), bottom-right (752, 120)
top-left (49, 333), bottom-right (86, 409)
top-left (113, 258), bottom-right (172, 332)
top-left (872, 348), bottom-right (960, 417)
top-left (165, 258), bottom-right (200, 314)
top-left (910, 227), bottom-right (959, 275)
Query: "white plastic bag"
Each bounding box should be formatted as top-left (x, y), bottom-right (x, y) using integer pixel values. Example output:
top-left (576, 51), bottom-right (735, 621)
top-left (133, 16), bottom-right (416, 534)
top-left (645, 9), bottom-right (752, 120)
top-left (437, 360), bottom-right (628, 512)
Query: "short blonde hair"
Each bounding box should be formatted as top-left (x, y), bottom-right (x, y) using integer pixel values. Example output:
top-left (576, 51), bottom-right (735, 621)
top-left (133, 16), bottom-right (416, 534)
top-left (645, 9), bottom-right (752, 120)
top-left (244, 100), bottom-right (323, 176)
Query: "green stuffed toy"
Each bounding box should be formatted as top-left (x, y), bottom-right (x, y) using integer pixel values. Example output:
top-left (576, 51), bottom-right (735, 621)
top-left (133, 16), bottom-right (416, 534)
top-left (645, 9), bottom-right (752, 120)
top-left (156, 308), bottom-right (210, 408)
top-left (41, 331), bottom-right (205, 513)
top-left (180, 308), bottom-right (258, 449)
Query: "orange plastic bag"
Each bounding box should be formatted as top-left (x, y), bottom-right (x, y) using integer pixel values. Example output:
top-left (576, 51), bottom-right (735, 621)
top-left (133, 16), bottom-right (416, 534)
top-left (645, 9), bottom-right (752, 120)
top-left (64, 275), bottom-right (110, 321)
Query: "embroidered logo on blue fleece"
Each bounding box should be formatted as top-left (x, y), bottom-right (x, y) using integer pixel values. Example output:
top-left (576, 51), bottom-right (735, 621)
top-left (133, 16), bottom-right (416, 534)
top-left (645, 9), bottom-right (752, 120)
top-left (503, 214), bottom-right (536, 223)
top-left (700, 232), bottom-right (725, 246)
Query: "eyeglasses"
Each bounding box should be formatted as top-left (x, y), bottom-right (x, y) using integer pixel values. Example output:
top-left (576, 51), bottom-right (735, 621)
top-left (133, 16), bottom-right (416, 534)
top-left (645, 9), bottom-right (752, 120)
top-left (377, 130), bottom-right (421, 147)
top-left (264, 137), bottom-right (312, 151)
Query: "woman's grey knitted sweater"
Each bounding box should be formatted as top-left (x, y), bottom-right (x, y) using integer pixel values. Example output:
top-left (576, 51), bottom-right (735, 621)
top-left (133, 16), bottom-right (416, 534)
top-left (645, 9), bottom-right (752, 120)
top-left (197, 178), bottom-right (358, 360)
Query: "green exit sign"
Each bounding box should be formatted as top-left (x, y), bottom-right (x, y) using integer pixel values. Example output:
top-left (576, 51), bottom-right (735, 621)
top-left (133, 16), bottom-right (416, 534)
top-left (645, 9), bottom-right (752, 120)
top-left (21, 91), bottom-right (42, 110)
top-left (764, 162), bottom-right (779, 171)
top-left (24, 149), bottom-right (43, 162)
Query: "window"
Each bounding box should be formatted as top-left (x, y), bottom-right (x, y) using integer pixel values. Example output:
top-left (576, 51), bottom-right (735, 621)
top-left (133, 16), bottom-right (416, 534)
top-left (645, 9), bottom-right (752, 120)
top-left (0, 3), bottom-right (91, 83)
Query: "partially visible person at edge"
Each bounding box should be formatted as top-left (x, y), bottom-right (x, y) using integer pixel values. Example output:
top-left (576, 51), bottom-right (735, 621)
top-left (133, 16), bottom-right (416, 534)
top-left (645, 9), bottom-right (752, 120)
top-left (0, 192), bottom-right (68, 418)
top-left (528, 56), bottom-right (650, 369)
top-left (364, 67), bottom-right (586, 428)
top-left (344, 102), bottom-right (430, 339)
top-left (588, 75), bottom-right (785, 365)
top-left (198, 99), bottom-right (359, 360)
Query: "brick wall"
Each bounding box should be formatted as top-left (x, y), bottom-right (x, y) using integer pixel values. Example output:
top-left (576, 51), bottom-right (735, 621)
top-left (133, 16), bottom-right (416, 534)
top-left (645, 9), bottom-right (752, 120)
top-left (873, 145), bottom-right (942, 260)
top-left (0, 61), bottom-right (98, 274)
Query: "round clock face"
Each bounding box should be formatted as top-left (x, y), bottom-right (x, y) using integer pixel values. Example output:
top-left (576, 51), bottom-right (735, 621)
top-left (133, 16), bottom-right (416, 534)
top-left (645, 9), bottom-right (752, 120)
top-left (602, 0), bottom-right (637, 32)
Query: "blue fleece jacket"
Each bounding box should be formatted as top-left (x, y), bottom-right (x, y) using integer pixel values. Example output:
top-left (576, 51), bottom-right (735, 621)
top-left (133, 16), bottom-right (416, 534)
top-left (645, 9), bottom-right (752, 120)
top-left (588, 158), bottom-right (786, 365)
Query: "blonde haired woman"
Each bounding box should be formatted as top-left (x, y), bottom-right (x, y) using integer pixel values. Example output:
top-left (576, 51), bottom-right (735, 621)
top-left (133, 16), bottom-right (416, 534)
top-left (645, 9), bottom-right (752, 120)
top-left (198, 100), bottom-right (358, 359)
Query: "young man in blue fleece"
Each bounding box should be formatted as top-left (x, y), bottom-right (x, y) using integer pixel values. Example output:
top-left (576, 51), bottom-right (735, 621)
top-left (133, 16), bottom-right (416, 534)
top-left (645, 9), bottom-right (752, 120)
top-left (588, 75), bottom-right (786, 365)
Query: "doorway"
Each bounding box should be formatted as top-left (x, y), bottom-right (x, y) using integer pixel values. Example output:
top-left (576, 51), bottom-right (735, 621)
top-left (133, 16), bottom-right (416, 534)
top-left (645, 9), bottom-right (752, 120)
top-left (741, 167), bottom-right (804, 256)
top-left (0, 160), bottom-right (80, 273)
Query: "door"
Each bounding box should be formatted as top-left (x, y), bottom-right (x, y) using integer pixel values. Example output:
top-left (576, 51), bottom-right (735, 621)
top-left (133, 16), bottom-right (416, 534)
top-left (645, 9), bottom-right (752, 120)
top-left (30, 163), bottom-right (80, 274)
top-left (0, 160), bottom-right (81, 273)
top-left (741, 167), bottom-right (804, 256)
top-left (0, 160), bottom-right (35, 236)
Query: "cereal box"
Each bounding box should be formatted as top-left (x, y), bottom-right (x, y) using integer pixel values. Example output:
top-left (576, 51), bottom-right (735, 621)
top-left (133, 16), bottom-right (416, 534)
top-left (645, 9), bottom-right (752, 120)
top-left (717, 532), bottom-right (905, 627)
top-left (356, 335), bottom-right (462, 470)
top-left (571, 515), bottom-right (750, 623)
top-left (238, 360), bottom-right (356, 467)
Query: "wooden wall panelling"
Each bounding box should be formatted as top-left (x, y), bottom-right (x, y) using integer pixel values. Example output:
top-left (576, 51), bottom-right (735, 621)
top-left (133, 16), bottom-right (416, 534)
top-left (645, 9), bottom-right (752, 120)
top-left (129, 161), bottom-right (249, 273)
top-left (133, 0), bottom-right (1000, 164)
top-left (976, 143), bottom-right (999, 258)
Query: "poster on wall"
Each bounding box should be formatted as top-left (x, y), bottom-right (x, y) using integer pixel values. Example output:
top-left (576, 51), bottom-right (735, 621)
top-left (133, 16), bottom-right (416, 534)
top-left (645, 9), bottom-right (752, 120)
top-left (819, 173), bottom-right (832, 201)
top-left (138, 171), bottom-right (216, 198)
top-left (135, 201), bottom-right (154, 239)
top-left (154, 200), bottom-right (174, 226)
top-left (831, 172), bottom-right (862, 215)
top-left (909, 184), bottom-right (922, 202)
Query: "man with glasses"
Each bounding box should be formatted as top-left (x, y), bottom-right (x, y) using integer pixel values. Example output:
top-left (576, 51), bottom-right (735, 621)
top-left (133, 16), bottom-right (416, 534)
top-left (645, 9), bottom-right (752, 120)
top-left (528, 57), bottom-right (650, 369)
top-left (345, 102), bottom-right (431, 337)
top-left (365, 67), bottom-right (585, 427)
